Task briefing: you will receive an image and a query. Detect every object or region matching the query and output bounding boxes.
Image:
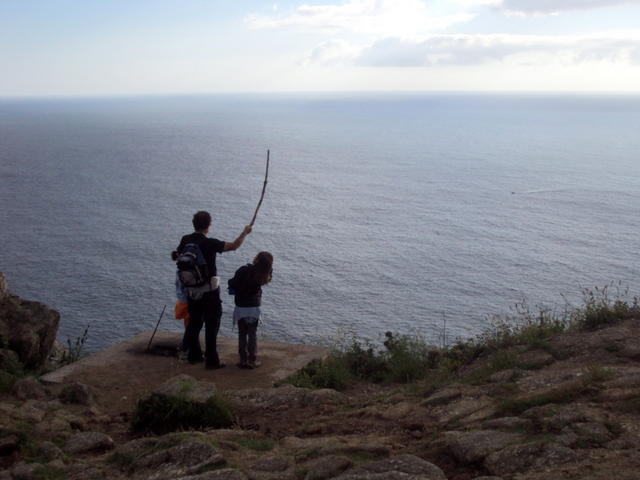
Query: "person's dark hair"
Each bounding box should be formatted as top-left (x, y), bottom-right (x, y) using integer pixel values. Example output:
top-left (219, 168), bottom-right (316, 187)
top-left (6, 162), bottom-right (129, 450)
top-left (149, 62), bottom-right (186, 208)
top-left (192, 211), bottom-right (212, 232)
top-left (252, 251), bottom-right (273, 285)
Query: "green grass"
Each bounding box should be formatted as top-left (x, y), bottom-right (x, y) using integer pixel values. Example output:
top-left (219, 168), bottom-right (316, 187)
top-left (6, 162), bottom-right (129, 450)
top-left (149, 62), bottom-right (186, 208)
top-left (283, 284), bottom-right (637, 391)
top-left (33, 465), bottom-right (67, 480)
top-left (236, 437), bottom-right (274, 452)
top-left (131, 393), bottom-right (234, 434)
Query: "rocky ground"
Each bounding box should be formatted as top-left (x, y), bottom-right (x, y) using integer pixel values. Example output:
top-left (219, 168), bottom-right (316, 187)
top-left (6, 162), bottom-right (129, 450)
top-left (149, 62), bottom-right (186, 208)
top-left (2, 273), bottom-right (640, 480)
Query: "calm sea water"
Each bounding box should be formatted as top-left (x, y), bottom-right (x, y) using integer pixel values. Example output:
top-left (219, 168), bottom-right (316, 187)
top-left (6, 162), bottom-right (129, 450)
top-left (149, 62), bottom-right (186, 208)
top-left (1, 93), bottom-right (639, 353)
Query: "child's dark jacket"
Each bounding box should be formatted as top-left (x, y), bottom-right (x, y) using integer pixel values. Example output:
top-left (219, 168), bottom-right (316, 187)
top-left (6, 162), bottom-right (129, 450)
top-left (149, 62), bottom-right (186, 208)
top-left (228, 264), bottom-right (263, 307)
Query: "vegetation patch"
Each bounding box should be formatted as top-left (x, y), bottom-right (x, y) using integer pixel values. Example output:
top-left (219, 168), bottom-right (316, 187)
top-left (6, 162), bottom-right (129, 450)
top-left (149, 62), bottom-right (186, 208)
top-left (131, 393), bottom-right (234, 434)
top-left (33, 465), bottom-right (67, 480)
top-left (236, 437), bottom-right (274, 451)
top-left (284, 284), bottom-right (637, 391)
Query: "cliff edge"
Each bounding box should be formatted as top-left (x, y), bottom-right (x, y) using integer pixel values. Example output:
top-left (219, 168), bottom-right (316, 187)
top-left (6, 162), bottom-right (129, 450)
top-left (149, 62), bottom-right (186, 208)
top-left (1, 272), bottom-right (639, 480)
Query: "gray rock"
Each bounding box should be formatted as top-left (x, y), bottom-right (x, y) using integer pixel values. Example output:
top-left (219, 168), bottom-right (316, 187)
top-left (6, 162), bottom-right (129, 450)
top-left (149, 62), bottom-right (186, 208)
top-left (446, 430), bottom-right (525, 463)
top-left (346, 454), bottom-right (447, 480)
top-left (489, 369), bottom-right (523, 383)
top-left (229, 384), bottom-right (310, 409)
top-left (65, 431), bottom-right (114, 454)
top-left (308, 388), bottom-right (348, 404)
top-left (484, 442), bottom-right (577, 476)
top-left (0, 288), bottom-right (60, 370)
top-left (131, 440), bottom-right (226, 475)
top-left (0, 434), bottom-right (19, 455)
top-left (183, 470), bottom-right (248, 480)
top-left (154, 374), bottom-right (217, 402)
top-left (305, 455), bottom-right (353, 480)
top-left (338, 474), bottom-right (428, 480)
top-left (481, 417), bottom-right (532, 431)
top-left (570, 422), bottom-right (613, 446)
top-left (421, 387), bottom-right (462, 406)
top-left (250, 456), bottom-right (291, 472)
top-left (0, 348), bottom-right (21, 372)
top-left (12, 376), bottom-right (46, 400)
top-left (59, 382), bottom-right (93, 405)
top-left (15, 402), bottom-right (45, 423)
top-left (11, 462), bottom-right (37, 480)
top-left (113, 436), bottom-right (160, 461)
top-left (38, 441), bottom-right (65, 461)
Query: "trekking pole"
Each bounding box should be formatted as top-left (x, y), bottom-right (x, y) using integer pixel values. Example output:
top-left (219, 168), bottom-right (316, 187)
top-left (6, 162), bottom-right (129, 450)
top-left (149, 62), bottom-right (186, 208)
top-left (249, 149), bottom-right (270, 227)
top-left (146, 304), bottom-right (167, 352)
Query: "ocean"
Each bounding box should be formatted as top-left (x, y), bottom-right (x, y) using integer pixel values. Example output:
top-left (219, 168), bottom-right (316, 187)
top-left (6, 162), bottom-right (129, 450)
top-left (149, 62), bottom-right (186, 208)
top-left (1, 93), bottom-right (639, 353)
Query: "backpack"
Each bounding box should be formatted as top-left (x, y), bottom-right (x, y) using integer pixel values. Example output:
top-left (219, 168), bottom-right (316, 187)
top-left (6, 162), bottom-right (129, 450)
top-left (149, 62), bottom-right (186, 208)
top-left (176, 243), bottom-right (209, 289)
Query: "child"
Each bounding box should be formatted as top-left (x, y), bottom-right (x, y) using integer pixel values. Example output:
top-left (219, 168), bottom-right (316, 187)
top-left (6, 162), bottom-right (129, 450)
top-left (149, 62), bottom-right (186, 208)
top-left (228, 251), bottom-right (273, 369)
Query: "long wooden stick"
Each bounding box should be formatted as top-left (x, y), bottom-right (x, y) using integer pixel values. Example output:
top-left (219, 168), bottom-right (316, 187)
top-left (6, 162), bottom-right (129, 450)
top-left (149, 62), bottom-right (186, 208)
top-left (146, 304), bottom-right (167, 352)
top-left (250, 150), bottom-right (270, 227)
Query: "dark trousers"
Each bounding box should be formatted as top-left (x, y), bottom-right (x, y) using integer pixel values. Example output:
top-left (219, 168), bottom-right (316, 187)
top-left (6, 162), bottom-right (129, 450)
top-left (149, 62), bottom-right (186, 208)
top-left (185, 291), bottom-right (222, 366)
top-left (238, 318), bottom-right (258, 363)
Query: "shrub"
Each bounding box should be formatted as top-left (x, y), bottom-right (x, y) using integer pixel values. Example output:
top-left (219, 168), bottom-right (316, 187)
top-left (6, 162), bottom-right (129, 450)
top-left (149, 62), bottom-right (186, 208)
top-left (574, 286), bottom-right (631, 330)
top-left (131, 393), bottom-right (233, 434)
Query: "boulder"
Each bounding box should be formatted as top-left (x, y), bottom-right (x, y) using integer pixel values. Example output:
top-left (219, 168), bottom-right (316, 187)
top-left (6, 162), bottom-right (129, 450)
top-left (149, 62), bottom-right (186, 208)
top-left (65, 431), bottom-right (114, 454)
top-left (59, 382), bottom-right (93, 405)
top-left (483, 441), bottom-right (577, 476)
top-left (481, 417), bottom-right (532, 431)
top-left (12, 376), bottom-right (46, 400)
top-left (0, 283), bottom-right (60, 370)
top-left (182, 471), bottom-right (248, 480)
top-left (0, 434), bottom-right (19, 455)
top-left (229, 384), bottom-right (310, 410)
top-left (445, 430), bottom-right (525, 463)
top-left (130, 439), bottom-right (226, 476)
top-left (250, 456), bottom-right (292, 473)
top-left (304, 455), bottom-right (353, 480)
top-left (38, 441), bottom-right (65, 461)
top-left (10, 461), bottom-right (37, 480)
top-left (341, 454), bottom-right (447, 480)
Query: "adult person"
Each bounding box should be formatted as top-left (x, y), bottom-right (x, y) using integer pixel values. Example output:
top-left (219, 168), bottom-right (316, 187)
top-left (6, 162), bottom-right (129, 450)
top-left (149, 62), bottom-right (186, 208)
top-left (176, 210), bottom-right (252, 369)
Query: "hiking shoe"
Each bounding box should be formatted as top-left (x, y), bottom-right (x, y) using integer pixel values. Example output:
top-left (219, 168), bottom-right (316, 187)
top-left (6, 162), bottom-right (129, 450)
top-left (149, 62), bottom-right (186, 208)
top-left (236, 362), bottom-right (249, 369)
top-left (247, 360), bottom-right (261, 369)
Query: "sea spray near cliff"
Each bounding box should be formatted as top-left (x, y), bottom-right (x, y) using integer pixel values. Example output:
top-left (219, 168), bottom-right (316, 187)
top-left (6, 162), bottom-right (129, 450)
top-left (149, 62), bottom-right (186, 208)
top-left (1, 93), bottom-right (639, 352)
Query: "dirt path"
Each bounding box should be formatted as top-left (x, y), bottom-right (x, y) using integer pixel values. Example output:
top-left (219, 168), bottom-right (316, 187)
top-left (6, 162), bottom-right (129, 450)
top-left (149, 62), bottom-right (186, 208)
top-left (41, 330), bottom-right (328, 417)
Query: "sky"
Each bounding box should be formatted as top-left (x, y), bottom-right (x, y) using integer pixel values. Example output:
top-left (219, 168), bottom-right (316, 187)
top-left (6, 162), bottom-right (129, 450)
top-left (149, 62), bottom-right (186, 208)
top-left (2, 0), bottom-right (640, 96)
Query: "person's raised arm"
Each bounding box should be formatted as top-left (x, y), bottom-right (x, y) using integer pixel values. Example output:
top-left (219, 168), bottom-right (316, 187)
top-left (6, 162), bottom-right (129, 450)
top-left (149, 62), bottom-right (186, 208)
top-left (223, 225), bottom-right (252, 252)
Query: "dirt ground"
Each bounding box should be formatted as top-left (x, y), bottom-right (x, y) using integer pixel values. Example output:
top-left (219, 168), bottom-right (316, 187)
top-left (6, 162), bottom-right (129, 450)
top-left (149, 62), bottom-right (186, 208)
top-left (42, 330), bottom-right (329, 417)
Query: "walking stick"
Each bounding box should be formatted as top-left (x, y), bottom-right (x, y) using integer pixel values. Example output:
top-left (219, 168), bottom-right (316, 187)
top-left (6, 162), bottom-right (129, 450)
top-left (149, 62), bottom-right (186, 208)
top-left (146, 304), bottom-right (167, 352)
top-left (249, 150), bottom-right (270, 227)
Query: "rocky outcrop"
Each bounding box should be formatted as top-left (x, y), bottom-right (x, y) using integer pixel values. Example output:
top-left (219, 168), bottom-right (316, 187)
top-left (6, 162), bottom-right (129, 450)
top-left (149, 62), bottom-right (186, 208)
top-left (0, 273), bottom-right (60, 370)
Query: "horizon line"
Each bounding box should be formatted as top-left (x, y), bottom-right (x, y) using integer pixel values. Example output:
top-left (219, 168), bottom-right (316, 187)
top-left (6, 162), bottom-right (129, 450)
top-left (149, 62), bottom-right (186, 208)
top-left (2, 89), bottom-right (640, 101)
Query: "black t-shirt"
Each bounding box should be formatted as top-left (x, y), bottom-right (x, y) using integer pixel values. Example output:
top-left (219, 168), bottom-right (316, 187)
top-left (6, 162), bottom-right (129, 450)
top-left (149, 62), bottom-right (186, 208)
top-left (177, 233), bottom-right (225, 278)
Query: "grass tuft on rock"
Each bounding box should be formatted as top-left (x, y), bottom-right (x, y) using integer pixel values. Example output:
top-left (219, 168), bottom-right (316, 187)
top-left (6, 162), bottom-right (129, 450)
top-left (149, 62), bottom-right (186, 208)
top-left (131, 393), bottom-right (234, 434)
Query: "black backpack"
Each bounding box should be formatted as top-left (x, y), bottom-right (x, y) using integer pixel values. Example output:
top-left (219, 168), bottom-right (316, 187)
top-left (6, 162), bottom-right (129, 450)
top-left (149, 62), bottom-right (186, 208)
top-left (176, 243), bottom-right (209, 288)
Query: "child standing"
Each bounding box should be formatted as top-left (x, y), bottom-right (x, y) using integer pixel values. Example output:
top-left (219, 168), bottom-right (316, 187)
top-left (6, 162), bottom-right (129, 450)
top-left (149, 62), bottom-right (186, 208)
top-left (228, 252), bottom-right (273, 369)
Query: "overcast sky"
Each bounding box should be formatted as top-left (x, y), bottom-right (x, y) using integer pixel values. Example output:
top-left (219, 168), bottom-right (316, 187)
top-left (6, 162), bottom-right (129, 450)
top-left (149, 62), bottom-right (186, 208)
top-left (2, 0), bottom-right (640, 96)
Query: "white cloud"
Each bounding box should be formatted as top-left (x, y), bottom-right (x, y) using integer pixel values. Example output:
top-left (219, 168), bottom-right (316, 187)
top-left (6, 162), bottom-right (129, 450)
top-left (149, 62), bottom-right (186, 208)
top-left (302, 33), bottom-right (640, 67)
top-left (302, 39), bottom-right (361, 65)
top-left (246, 0), bottom-right (474, 36)
top-left (498, 0), bottom-right (640, 15)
